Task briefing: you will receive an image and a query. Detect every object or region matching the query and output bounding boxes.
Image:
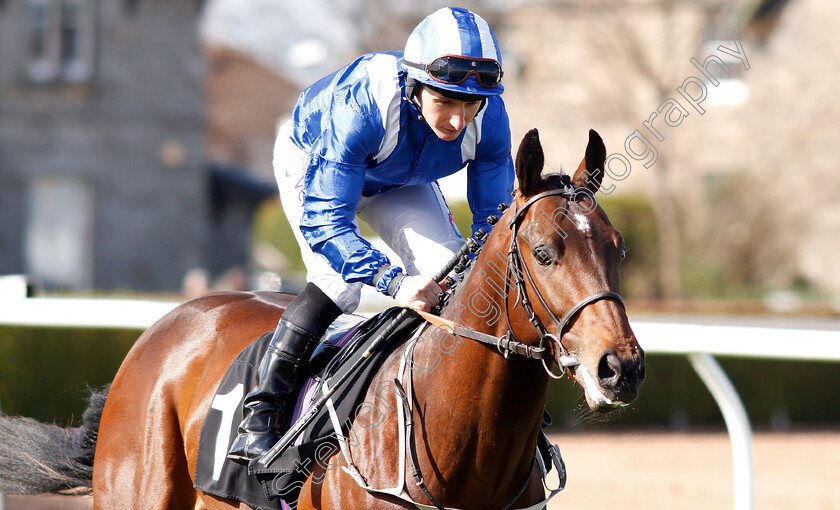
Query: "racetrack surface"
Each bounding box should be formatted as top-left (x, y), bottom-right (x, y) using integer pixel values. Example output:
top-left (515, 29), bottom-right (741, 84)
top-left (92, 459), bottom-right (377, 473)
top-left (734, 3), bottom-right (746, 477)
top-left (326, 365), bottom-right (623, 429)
top-left (544, 430), bottom-right (839, 510)
top-left (4, 430), bottom-right (838, 509)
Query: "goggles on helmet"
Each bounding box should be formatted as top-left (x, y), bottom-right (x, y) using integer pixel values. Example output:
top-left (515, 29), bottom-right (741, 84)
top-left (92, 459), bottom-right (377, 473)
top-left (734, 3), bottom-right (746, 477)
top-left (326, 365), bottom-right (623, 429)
top-left (404, 55), bottom-right (503, 88)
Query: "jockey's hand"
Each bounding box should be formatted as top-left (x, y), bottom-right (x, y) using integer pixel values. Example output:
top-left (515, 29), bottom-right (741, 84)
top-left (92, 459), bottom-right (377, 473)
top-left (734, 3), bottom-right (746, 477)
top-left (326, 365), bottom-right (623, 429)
top-left (394, 275), bottom-right (442, 312)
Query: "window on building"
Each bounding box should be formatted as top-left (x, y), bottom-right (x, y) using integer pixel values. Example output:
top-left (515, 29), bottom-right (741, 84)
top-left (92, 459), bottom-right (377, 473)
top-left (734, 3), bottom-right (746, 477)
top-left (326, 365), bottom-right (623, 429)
top-left (25, 0), bottom-right (95, 83)
top-left (25, 0), bottom-right (59, 82)
top-left (24, 177), bottom-right (94, 289)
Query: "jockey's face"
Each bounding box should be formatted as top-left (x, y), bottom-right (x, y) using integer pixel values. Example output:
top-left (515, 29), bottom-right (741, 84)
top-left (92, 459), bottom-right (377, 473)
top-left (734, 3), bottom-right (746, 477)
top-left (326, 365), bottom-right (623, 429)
top-left (416, 86), bottom-right (482, 141)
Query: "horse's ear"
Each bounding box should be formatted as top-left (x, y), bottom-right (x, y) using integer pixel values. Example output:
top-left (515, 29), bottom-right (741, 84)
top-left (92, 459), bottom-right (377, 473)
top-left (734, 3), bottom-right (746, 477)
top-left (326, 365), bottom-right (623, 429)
top-left (572, 129), bottom-right (607, 194)
top-left (515, 129), bottom-right (544, 197)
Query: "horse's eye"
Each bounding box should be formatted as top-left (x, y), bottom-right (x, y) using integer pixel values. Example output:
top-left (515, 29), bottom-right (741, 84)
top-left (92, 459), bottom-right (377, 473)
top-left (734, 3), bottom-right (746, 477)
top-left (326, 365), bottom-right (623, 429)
top-left (534, 246), bottom-right (553, 266)
top-left (620, 245), bottom-right (627, 261)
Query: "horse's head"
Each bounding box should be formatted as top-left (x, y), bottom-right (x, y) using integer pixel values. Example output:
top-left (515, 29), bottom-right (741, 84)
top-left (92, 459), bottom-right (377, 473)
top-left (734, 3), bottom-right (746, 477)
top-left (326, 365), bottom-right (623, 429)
top-left (496, 128), bottom-right (645, 412)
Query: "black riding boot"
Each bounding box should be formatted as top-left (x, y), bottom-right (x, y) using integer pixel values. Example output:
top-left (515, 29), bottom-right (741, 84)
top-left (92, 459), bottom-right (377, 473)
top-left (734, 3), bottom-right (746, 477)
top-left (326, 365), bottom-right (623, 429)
top-left (227, 318), bottom-right (319, 464)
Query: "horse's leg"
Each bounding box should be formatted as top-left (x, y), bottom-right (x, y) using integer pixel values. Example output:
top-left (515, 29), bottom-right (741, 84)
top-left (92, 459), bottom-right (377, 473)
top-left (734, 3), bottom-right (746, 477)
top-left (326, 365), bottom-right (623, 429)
top-left (93, 373), bottom-right (201, 509)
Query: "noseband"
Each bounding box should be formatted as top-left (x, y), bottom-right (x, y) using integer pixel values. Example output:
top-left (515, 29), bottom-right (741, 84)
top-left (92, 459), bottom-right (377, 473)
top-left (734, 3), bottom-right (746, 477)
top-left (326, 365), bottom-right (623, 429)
top-left (504, 176), bottom-right (625, 378)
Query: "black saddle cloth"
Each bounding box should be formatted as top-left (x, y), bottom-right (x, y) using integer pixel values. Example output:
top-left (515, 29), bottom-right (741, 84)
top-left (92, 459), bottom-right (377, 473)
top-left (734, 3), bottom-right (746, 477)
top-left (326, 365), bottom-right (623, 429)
top-left (193, 307), bottom-right (422, 509)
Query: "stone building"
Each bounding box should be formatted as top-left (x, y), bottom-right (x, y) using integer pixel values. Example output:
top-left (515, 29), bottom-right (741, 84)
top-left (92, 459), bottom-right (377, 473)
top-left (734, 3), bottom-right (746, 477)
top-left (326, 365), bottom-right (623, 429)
top-left (0, 0), bottom-right (274, 292)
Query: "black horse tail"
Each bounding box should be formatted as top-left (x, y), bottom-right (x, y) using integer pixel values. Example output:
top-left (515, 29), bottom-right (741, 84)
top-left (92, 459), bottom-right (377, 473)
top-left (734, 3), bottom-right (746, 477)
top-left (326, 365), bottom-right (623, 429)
top-left (0, 385), bottom-right (109, 495)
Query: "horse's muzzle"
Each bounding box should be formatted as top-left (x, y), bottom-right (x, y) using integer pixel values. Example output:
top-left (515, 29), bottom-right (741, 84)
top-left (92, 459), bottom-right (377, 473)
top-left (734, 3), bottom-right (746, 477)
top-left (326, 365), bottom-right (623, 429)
top-left (595, 348), bottom-right (646, 409)
top-left (574, 346), bottom-right (645, 412)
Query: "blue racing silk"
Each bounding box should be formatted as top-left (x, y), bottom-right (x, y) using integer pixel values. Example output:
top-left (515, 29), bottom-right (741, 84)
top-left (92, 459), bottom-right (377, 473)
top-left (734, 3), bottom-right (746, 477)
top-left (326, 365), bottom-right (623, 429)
top-left (290, 51), bottom-right (514, 292)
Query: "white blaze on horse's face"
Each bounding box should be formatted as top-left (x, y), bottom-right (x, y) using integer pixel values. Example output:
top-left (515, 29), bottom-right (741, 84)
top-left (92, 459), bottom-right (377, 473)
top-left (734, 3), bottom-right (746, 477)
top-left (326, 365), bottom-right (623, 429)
top-left (573, 213), bottom-right (591, 234)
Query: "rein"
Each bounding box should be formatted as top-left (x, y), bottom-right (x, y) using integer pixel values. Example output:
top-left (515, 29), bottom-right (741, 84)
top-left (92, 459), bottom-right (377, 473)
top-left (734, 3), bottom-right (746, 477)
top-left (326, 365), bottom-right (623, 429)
top-left (415, 310), bottom-right (548, 360)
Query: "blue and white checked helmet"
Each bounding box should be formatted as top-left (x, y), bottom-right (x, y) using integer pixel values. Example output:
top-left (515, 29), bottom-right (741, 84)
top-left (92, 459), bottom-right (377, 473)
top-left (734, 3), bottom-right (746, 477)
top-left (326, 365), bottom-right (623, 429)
top-left (404, 7), bottom-right (504, 97)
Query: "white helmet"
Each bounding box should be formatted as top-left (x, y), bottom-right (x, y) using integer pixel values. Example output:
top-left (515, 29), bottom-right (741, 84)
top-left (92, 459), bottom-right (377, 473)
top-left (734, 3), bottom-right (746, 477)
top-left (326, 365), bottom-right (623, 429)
top-left (403, 7), bottom-right (504, 99)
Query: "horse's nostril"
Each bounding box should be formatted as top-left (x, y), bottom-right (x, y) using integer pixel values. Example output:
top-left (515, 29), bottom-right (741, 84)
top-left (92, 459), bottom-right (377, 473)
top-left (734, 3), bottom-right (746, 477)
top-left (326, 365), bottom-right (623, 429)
top-left (598, 351), bottom-right (620, 383)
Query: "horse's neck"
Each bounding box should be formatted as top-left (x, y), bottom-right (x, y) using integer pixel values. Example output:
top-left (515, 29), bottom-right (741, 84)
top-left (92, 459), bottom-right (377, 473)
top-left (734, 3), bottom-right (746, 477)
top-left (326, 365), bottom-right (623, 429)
top-left (410, 253), bottom-right (549, 467)
top-left (437, 261), bottom-right (550, 417)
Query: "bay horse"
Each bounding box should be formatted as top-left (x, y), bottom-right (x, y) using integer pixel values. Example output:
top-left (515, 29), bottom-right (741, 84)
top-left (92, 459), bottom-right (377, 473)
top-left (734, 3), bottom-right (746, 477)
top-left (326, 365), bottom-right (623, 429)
top-left (0, 128), bottom-right (644, 509)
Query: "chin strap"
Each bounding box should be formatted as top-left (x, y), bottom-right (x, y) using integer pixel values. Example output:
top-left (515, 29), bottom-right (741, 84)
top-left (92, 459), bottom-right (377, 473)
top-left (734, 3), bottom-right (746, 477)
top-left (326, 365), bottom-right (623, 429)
top-left (405, 77), bottom-right (423, 119)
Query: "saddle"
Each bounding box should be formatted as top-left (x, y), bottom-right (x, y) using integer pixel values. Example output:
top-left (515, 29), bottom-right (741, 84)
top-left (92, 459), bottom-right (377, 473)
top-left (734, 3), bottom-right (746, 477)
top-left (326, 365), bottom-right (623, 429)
top-left (193, 307), bottom-right (423, 509)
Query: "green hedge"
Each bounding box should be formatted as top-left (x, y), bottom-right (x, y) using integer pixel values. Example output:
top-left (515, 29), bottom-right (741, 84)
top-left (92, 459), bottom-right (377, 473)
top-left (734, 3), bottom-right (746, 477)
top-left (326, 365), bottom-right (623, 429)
top-left (0, 326), bottom-right (138, 423)
top-left (596, 194), bottom-right (661, 299)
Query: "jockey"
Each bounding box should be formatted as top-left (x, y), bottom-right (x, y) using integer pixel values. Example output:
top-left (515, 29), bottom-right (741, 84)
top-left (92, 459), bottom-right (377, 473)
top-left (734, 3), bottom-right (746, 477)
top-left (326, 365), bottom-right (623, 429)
top-left (228, 6), bottom-right (514, 463)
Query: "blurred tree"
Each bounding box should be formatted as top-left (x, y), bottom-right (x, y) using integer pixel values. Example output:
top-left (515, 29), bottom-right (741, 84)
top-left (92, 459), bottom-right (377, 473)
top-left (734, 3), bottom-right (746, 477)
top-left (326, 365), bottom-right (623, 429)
top-left (541, 0), bottom-right (742, 300)
top-left (684, 172), bottom-right (792, 299)
top-left (599, 194), bottom-right (661, 299)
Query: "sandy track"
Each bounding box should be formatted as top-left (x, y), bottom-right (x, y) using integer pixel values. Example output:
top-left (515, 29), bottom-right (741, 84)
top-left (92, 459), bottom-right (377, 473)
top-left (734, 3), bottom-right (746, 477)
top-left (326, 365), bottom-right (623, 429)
top-left (544, 431), bottom-right (839, 510)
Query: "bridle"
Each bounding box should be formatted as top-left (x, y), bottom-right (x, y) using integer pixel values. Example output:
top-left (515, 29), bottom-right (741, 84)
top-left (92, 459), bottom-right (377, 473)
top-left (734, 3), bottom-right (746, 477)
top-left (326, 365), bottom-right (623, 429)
top-left (503, 175), bottom-right (625, 378)
top-left (419, 176), bottom-right (626, 376)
